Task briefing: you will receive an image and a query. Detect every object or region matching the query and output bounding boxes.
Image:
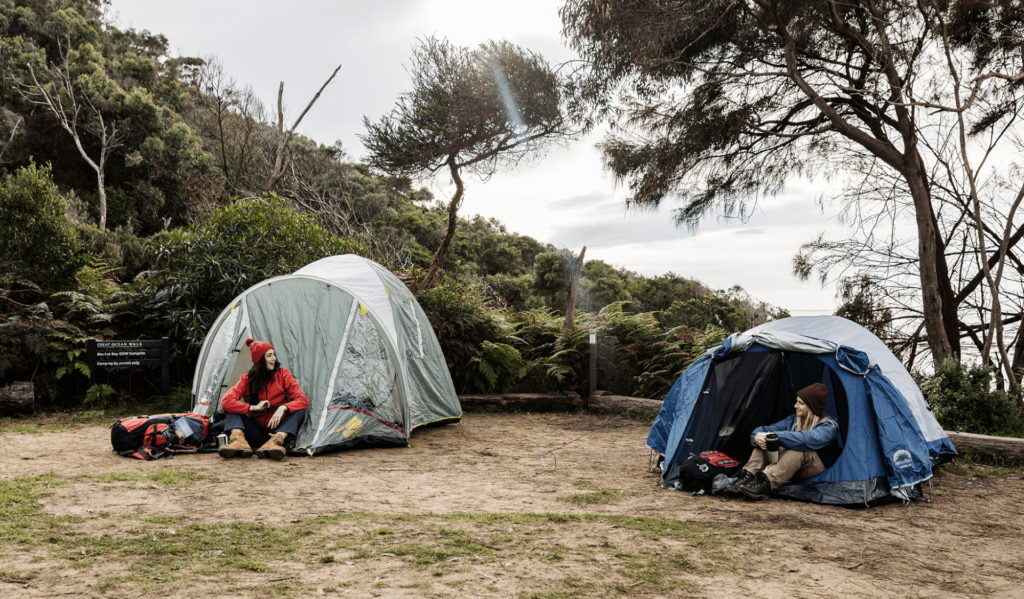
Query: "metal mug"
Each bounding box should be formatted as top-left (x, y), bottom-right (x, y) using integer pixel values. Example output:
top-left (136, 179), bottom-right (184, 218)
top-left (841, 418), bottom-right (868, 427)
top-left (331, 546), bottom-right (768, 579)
top-left (765, 432), bottom-right (780, 464)
top-left (217, 433), bottom-right (229, 448)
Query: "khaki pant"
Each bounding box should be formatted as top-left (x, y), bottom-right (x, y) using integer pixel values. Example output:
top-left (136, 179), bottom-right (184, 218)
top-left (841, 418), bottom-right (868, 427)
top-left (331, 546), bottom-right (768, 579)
top-left (743, 447), bottom-right (825, 490)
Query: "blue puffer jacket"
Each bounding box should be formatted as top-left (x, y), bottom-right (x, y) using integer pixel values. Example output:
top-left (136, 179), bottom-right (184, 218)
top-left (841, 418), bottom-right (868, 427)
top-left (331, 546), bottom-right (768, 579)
top-left (750, 415), bottom-right (839, 452)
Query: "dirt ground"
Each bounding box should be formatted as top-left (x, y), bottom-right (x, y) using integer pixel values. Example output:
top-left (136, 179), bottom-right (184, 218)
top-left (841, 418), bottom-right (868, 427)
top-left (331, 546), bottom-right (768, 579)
top-left (1, 411), bottom-right (1022, 598)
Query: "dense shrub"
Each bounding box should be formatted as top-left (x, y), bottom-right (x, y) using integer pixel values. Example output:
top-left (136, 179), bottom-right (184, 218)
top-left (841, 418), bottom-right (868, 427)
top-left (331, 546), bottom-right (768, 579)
top-left (415, 276), bottom-right (512, 393)
top-left (662, 295), bottom-right (747, 331)
top-left (579, 259), bottom-right (632, 312)
top-left (483, 273), bottom-right (534, 311)
top-left (0, 163), bottom-right (84, 294)
top-left (122, 197), bottom-right (365, 349)
top-left (921, 357), bottom-right (1024, 437)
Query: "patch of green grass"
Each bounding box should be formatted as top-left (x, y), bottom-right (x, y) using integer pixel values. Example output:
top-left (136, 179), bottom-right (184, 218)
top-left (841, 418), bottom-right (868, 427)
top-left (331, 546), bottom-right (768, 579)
top-left (0, 474), bottom-right (67, 544)
top-left (97, 574), bottom-right (126, 590)
top-left (519, 588), bottom-right (591, 599)
top-left (78, 467), bottom-right (203, 487)
top-left (351, 548), bottom-right (375, 560)
top-left (543, 545), bottom-right (568, 562)
top-left (562, 483), bottom-right (622, 506)
top-left (438, 526), bottom-right (464, 536)
top-left (0, 417), bottom-right (76, 434)
top-left (619, 550), bottom-right (695, 590)
top-left (937, 463), bottom-right (970, 476)
top-left (0, 473), bottom-right (742, 597)
top-left (956, 453), bottom-right (1024, 469)
top-left (0, 410), bottom-right (128, 434)
top-left (973, 467), bottom-right (1014, 479)
top-left (0, 565), bottom-right (34, 582)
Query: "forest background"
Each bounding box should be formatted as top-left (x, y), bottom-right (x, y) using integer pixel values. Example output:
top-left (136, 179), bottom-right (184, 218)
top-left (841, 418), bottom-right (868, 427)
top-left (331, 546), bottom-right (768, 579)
top-left (1, 0), bottom-right (1022, 438)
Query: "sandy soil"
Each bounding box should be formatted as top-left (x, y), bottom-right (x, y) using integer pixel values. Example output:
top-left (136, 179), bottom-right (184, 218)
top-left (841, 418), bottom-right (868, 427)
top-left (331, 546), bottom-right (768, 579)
top-left (0, 411), bottom-right (1022, 598)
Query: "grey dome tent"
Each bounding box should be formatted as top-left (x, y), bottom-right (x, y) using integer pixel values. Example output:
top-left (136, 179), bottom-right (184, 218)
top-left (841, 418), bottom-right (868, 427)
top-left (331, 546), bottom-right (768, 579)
top-left (191, 255), bottom-right (462, 454)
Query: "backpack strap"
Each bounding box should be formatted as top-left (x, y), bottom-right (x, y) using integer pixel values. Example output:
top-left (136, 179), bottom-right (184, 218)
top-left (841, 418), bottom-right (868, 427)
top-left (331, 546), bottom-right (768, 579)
top-left (118, 447), bottom-right (169, 460)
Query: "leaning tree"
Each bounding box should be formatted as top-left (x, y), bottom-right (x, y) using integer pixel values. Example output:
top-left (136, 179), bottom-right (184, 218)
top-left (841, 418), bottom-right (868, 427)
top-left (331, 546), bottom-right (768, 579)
top-left (561, 0), bottom-right (1024, 372)
top-left (362, 36), bottom-right (574, 290)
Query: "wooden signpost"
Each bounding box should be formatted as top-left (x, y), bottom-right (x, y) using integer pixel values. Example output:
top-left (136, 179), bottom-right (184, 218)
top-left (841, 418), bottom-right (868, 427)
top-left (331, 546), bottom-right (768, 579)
top-left (88, 337), bottom-right (170, 396)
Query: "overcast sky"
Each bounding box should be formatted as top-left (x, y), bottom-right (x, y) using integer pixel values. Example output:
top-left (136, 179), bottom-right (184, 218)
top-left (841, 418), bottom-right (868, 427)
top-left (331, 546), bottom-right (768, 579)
top-left (111, 0), bottom-right (851, 313)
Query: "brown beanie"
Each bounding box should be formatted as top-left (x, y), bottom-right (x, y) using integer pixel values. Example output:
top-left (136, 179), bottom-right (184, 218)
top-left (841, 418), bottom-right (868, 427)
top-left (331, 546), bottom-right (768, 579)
top-left (797, 383), bottom-right (828, 417)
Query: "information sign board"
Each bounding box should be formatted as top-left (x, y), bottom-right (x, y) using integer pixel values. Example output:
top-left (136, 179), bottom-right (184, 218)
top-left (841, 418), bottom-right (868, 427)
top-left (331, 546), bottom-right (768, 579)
top-left (88, 337), bottom-right (170, 395)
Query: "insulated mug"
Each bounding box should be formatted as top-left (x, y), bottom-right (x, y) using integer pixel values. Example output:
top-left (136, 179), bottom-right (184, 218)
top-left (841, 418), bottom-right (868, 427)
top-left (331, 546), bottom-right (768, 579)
top-left (217, 433), bottom-right (229, 448)
top-left (765, 432), bottom-right (780, 464)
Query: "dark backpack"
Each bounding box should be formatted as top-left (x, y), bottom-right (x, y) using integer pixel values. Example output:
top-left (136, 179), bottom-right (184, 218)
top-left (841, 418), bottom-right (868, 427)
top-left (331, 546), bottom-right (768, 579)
top-left (668, 451), bottom-right (740, 495)
top-left (110, 413), bottom-right (210, 460)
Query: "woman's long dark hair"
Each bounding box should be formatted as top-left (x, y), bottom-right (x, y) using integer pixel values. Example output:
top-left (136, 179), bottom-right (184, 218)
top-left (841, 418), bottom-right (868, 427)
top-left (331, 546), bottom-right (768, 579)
top-left (247, 354), bottom-right (281, 404)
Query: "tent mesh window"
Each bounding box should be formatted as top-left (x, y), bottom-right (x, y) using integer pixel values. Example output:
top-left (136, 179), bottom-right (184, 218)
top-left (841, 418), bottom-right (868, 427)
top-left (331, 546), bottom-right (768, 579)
top-left (331, 314), bottom-right (402, 427)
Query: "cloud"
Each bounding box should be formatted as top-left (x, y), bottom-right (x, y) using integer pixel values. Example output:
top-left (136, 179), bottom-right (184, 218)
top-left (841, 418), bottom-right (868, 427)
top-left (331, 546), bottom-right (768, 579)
top-left (549, 219), bottom-right (689, 249)
top-left (548, 191), bottom-right (616, 211)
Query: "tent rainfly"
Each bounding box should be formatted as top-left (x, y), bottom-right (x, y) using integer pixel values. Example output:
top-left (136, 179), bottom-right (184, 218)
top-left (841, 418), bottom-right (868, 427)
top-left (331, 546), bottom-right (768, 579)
top-left (648, 316), bottom-right (956, 505)
top-left (191, 255), bottom-right (462, 454)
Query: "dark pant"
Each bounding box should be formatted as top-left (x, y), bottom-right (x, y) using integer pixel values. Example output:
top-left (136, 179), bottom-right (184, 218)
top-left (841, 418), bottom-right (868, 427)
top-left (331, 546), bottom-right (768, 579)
top-left (225, 409), bottom-right (306, 448)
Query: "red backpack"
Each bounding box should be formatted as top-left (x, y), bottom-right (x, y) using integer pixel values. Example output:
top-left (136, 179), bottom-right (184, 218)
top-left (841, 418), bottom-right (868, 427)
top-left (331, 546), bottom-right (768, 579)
top-left (110, 413), bottom-right (210, 460)
top-left (669, 450), bottom-right (741, 495)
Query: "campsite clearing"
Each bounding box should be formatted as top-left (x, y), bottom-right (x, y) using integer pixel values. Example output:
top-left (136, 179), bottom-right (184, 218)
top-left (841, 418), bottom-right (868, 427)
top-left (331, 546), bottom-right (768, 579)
top-left (0, 412), bottom-right (1021, 598)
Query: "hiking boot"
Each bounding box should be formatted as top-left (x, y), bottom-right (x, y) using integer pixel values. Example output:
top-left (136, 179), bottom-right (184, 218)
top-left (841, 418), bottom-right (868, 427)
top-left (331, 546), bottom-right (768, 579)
top-left (256, 432), bottom-right (288, 461)
top-left (722, 469), bottom-right (756, 497)
top-left (218, 429), bottom-right (253, 459)
top-left (739, 472), bottom-right (772, 500)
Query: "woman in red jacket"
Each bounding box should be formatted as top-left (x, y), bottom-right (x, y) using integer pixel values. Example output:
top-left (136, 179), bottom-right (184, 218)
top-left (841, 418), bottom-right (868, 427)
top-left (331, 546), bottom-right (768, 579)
top-left (218, 338), bottom-right (310, 460)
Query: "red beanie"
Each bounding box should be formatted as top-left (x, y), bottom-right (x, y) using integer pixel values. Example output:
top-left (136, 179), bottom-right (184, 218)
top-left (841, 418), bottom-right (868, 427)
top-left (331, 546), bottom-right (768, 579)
top-left (797, 383), bottom-right (828, 417)
top-left (245, 338), bottom-right (274, 366)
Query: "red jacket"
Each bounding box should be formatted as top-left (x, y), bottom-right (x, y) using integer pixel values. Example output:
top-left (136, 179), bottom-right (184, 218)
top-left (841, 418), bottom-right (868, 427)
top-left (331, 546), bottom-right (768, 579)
top-left (221, 367), bottom-right (310, 429)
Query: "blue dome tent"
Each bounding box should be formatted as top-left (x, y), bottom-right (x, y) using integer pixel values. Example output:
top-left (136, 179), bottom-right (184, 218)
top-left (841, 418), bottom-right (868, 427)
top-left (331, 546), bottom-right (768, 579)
top-left (648, 316), bottom-right (957, 505)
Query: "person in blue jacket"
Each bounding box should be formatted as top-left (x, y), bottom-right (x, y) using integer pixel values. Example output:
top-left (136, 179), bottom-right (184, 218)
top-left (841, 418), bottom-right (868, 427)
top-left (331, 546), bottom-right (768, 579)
top-left (724, 383), bottom-right (840, 499)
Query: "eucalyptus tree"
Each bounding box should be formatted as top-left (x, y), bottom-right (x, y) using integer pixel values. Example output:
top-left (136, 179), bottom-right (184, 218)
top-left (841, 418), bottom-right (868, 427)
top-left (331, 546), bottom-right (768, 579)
top-left (363, 36), bottom-right (574, 290)
top-left (561, 0), bottom-right (1024, 368)
top-left (21, 38), bottom-right (125, 231)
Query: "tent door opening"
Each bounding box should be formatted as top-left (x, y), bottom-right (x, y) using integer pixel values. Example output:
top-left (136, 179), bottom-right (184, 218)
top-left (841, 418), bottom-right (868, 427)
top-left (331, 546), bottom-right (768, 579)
top-left (672, 349), bottom-right (849, 469)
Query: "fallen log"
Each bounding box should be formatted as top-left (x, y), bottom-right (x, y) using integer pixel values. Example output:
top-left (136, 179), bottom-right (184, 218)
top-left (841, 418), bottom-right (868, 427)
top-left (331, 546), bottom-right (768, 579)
top-left (944, 431), bottom-right (1024, 460)
top-left (0, 381), bottom-right (34, 414)
top-left (458, 393), bottom-right (582, 413)
top-left (588, 393), bottom-right (663, 416)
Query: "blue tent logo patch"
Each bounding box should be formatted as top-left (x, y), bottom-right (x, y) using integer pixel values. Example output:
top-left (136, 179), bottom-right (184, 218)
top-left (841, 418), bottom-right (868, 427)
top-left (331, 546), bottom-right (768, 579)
top-left (893, 450), bottom-right (913, 468)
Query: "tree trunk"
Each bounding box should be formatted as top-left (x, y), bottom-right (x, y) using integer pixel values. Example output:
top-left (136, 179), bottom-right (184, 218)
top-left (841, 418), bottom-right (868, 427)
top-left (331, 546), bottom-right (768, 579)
top-left (589, 392), bottom-right (663, 416)
top-left (905, 167), bottom-right (952, 364)
top-left (944, 431), bottom-right (1024, 460)
top-left (420, 157), bottom-right (464, 290)
top-left (933, 212), bottom-right (961, 360)
top-left (1012, 330), bottom-right (1024, 409)
top-left (0, 382), bottom-right (33, 414)
top-left (561, 246), bottom-right (586, 337)
top-left (97, 170), bottom-right (107, 232)
top-left (458, 392), bottom-right (582, 413)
